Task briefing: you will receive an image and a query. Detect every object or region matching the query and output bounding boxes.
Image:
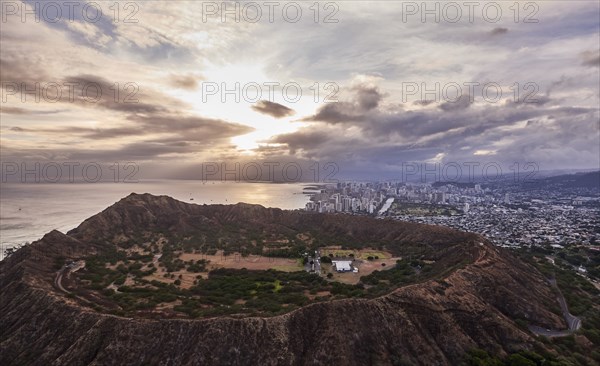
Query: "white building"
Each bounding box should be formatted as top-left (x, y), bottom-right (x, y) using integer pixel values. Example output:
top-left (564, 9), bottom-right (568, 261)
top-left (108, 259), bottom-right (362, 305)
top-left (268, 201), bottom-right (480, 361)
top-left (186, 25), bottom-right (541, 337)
top-left (332, 260), bottom-right (353, 272)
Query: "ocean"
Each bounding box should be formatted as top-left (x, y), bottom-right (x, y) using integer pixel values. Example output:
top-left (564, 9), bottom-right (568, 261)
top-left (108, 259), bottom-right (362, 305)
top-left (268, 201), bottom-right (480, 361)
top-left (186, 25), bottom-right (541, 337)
top-left (0, 180), bottom-right (312, 258)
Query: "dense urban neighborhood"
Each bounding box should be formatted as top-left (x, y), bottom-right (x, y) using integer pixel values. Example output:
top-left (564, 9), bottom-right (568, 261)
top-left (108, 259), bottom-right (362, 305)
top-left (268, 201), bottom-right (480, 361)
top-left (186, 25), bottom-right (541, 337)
top-left (305, 172), bottom-right (600, 280)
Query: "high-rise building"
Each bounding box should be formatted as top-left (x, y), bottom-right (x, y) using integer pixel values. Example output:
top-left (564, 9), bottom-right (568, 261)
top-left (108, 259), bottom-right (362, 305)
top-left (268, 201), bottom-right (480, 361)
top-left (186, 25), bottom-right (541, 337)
top-left (434, 192), bottom-right (446, 203)
top-left (368, 202), bottom-right (376, 214)
top-left (343, 197), bottom-right (352, 212)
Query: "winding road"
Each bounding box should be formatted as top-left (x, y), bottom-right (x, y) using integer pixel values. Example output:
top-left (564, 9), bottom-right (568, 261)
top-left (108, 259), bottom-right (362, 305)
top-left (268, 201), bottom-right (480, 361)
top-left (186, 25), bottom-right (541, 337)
top-left (54, 266), bottom-right (70, 294)
top-left (528, 278), bottom-right (581, 337)
top-left (54, 260), bottom-right (85, 295)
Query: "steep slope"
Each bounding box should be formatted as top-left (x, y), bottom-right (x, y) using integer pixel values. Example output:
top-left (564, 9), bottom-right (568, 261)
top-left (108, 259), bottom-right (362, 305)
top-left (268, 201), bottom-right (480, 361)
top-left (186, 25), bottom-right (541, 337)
top-left (0, 193), bottom-right (566, 365)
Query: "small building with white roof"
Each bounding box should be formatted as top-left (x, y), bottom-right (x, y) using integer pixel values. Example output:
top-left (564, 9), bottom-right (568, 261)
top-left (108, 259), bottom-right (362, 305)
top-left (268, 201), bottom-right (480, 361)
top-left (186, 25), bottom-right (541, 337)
top-left (332, 260), bottom-right (353, 272)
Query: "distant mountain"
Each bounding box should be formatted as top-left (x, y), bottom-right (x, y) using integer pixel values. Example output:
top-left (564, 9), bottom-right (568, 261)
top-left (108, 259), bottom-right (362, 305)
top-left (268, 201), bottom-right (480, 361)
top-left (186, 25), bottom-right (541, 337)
top-left (0, 193), bottom-right (577, 365)
top-left (526, 170), bottom-right (600, 189)
top-left (432, 181), bottom-right (476, 189)
top-left (433, 170), bottom-right (600, 191)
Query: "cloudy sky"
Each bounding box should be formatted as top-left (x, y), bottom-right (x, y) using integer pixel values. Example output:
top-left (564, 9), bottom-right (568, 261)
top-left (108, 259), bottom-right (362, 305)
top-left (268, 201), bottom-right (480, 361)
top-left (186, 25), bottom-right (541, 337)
top-left (1, 0), bottom-right (599, 181)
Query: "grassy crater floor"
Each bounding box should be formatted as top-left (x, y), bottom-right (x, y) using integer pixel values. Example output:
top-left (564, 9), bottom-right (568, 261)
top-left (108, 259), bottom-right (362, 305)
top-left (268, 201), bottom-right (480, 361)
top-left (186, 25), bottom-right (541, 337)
top-left (68, 247), bottom-right (431, 318)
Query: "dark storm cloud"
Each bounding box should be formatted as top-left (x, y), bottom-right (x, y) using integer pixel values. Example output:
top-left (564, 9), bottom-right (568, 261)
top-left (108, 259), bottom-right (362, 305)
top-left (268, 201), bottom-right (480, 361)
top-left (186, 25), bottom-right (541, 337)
top-left (252, 144), bottom-right (290, 157)
top-left (297, 82), bottom-right (584, 145)
top-left (0, 56), bottom-right (178, 115)
top-left (169, 74), bottom-right (201, 90)
top-left (0, 57), bottom-right (48, 85)
top-left (270, 129), bottom-right (335, 155)
top-left (301, 102), bottom-right (362, 123)
top-left (413, 100), bottom-right (435, 106)
top-left (439, 95), bottom-right (472, 111)
top-left (2, 131), bottom-right (250, 162)
top-left (504, 94), bottom-right (553, 107)
top-left (1, 52), bottom-right (254, 160)
top-left (75, 141), bottom-right (209, 161)
top-left (6, 142), bottom-right (197, 162)
top-left (406, 107), bottom-right (595, 153)
top-left (266, 83), bottom-right (599, 172)
top-left (1, 104), bottom-right (73, 118)
top-left (0, 65), bottom-right (169, 114)
top-left (2, 107), bottom-right (30, 115)
top-left (126, 115), bottom-right (253, 141)
top-left (370, 104), bottom-right (594, 146)
top-left (71, 142), bottom-right (189, 161)
top-left (490, 27), bottom-right (509, 36)
top-left (581, 50), bottom-right (600, 67)
top-left (354, 85), bottom-right (383, 110)
top-left (9, 114), bottom-right (253, 142)
top-left (62, 74), bottom-right (168, 114)
top-left (251, 100), bottom-right (295, 118)
top-left (302, 84), bottom-right (383, 123)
